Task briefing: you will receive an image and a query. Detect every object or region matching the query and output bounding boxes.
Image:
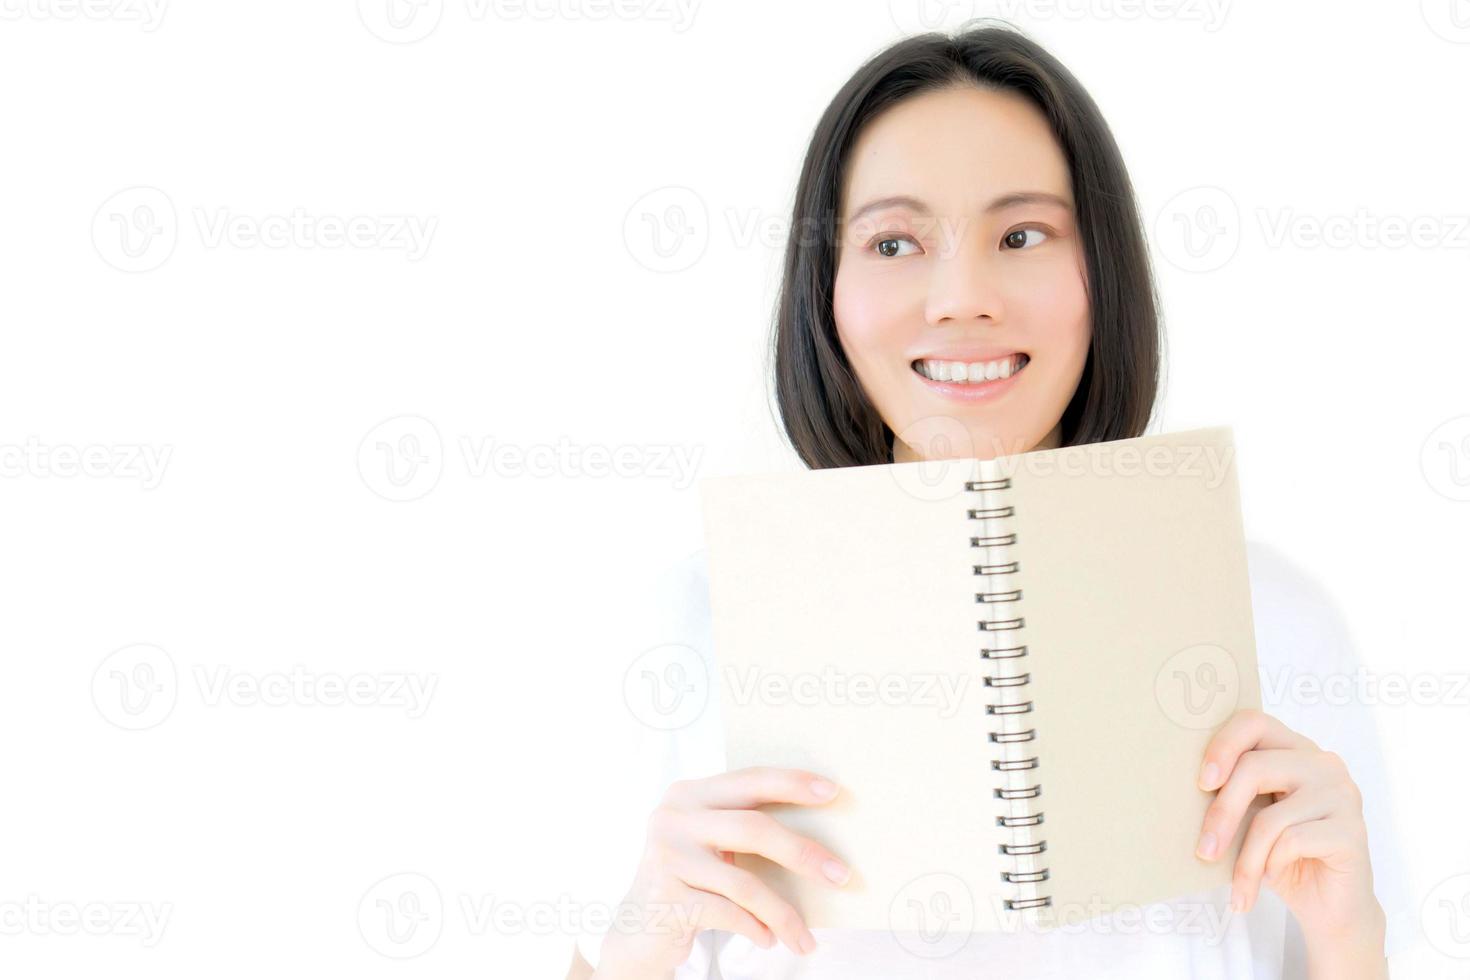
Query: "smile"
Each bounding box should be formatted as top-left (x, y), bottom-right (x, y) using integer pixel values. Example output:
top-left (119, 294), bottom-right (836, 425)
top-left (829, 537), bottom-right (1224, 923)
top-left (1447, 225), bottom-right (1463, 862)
top-left (911, 353), bottom-right (1030, 384)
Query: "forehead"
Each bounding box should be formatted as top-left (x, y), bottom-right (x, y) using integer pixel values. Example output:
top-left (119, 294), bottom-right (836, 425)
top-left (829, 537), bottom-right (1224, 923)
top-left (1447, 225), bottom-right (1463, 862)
top-left (841, 84), bottom-right (1072, 215)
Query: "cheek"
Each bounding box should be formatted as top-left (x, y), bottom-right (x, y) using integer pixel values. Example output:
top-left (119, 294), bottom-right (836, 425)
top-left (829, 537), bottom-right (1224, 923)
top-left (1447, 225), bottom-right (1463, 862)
top-left (1014, 255), bottom-right (1090, 364)
top-left (833, 260), bottom-right (915, 369)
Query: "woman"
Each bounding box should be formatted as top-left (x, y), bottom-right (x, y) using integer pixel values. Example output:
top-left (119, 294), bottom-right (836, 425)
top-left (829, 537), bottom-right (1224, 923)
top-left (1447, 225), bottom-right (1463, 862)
top-left (571, 22), bottom-right (1408, 980)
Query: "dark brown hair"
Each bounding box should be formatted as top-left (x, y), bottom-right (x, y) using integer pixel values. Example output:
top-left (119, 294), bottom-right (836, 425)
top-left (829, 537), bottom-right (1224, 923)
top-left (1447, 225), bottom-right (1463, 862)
top-left (770, 22), bottom-right (1162, 469)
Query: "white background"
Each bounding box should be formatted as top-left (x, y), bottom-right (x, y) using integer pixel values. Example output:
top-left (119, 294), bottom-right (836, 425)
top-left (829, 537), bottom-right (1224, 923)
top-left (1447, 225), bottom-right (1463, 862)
top-left (1, 0), bottom-right (1466, 976)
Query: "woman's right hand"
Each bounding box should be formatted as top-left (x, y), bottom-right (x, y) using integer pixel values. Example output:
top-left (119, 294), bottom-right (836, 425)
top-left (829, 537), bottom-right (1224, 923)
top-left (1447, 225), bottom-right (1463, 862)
top-left (591, 766), bottom-right (852, 979)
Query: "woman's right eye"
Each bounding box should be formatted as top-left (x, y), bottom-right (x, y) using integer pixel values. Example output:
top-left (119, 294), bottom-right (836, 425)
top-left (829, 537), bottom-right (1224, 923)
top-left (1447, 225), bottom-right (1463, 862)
top-left (871, 236), bottom-right (919, 258)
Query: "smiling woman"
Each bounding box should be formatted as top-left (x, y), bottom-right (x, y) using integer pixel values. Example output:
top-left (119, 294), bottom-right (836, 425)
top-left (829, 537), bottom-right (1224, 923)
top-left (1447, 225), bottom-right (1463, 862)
top-left (570, 21), bottom-right (1404, 980)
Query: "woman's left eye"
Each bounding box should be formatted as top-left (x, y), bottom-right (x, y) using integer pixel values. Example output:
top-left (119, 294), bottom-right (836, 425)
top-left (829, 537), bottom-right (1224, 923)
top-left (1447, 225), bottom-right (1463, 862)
top-left (1002, 227), bottom-right (1049, 250)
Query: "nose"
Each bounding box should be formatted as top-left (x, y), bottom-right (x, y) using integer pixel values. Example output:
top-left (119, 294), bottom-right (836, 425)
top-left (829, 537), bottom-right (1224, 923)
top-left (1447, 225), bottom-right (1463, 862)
top-left (923, 231), bottom-right (1005, 326)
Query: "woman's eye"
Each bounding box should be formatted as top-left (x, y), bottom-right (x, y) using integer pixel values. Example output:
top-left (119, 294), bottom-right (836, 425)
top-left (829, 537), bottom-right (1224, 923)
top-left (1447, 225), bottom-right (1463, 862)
top-left (1002, 227), bottom-right (1049, 250)
top-left (872, 236), bottom-right (919, 258)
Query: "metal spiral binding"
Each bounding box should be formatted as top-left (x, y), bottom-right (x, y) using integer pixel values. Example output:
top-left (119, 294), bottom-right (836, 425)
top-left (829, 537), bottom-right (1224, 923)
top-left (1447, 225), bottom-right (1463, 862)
top-left (967, 471), bottom-right (1052, 914)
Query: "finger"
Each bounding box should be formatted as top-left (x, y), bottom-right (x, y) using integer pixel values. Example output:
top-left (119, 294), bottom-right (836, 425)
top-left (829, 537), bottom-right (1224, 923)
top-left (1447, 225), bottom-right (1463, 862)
top-left (683, 807), bottom-right (851, 887)
top-left (1199, 709), bottom-right (1317, 792)
top-left (666, 767), bottom-right (841, 810)
top-left (1263, 816), bottom-right (1365, 887)
top-left (1231, 796), bottom-right (1332, 913)
top-left (671, 883), bottom-right (777, 952)
top-left (1197, 749), bottom-right (1314, 863)
top-left (670, 846), bottom-right (815, 956)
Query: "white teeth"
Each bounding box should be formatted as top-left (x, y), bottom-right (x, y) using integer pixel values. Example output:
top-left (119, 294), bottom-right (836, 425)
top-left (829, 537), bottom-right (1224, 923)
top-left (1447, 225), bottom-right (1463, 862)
top-left (914, 354), bottom-right (1026, 384)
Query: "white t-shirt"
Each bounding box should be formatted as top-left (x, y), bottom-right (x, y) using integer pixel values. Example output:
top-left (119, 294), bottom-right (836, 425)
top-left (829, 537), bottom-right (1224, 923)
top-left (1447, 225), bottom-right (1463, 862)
top-left (577, 539), bottom-right (1418, 978)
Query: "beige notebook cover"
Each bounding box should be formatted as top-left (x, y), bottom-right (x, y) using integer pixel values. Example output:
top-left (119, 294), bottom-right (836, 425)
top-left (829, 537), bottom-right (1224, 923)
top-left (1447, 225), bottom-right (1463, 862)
top-left (697, 426), bottom-right (1262, 934)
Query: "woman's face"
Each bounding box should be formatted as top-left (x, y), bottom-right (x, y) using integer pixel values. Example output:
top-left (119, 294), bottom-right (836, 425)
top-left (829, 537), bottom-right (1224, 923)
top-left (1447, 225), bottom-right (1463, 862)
top-left (833, 83), bottom-right (1091, 463)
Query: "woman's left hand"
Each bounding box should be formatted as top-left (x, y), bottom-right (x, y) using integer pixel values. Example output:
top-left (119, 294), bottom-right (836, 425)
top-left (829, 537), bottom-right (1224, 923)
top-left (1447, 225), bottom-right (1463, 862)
top-left (1194, 708), bottom-right (1386, 962)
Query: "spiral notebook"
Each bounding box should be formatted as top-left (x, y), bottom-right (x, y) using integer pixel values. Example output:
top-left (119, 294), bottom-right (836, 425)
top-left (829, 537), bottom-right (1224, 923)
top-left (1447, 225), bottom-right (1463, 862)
top-left (697, 426), bottom-right (1263, 933)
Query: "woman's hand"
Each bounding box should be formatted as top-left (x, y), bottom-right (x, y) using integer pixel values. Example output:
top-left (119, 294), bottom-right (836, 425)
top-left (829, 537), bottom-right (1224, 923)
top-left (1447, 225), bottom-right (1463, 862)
top-left (592, 766), bottom-right (850, 980)
top-left (1195, 708), bottom-right (1387, 977)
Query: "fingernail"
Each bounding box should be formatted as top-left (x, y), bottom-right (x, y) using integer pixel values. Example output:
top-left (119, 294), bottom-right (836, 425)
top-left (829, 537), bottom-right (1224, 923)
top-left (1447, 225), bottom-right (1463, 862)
top-left (799, 930), bottom-right (818, 955)
top-left (1196, 831), bottom-right (1218, 860)
top-left (1230, 889), bottom-right (1245, 914)
top-left (822, 859), bottom-right (850, 885)
top-left (810, 778), bottom-right (838, 800)
top-left (1198, 762), bottom-right (1220, 790)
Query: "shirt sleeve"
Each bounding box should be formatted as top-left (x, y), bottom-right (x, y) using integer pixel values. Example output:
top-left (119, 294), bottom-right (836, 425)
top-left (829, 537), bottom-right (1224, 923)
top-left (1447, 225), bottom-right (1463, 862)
top-left (573, 548), bottom-right (726, 978)
top-left (1245, 540), bottom-right (1420, 964)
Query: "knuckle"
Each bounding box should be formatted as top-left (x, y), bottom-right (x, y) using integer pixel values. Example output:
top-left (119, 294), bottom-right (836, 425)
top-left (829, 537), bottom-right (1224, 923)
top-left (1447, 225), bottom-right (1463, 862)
top-left (776, 904), bottom-right (806, 936)
top-left (645, 804), bottom-right (682, 839)
top-left (728, 870), bottom-right (762, 909)
top-left (793, 838), bottom-right (824, 872)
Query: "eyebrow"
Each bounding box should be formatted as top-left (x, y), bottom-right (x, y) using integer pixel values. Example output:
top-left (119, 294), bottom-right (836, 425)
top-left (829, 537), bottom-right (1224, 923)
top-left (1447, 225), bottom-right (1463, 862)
top-left (846, 191), bottom-right (1072, 223)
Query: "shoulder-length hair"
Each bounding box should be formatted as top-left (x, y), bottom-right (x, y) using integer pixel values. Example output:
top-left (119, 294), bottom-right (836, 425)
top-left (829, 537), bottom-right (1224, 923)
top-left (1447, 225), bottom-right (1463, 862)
top-left (770, 22), bottom-right (1162, 469)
